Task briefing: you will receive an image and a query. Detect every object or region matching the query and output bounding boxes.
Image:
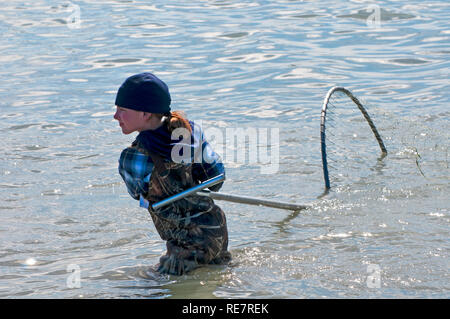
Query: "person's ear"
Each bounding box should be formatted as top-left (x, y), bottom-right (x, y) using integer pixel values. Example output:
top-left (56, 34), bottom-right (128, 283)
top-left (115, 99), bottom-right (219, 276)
top-left (142, 112), bottom-right (152, 121)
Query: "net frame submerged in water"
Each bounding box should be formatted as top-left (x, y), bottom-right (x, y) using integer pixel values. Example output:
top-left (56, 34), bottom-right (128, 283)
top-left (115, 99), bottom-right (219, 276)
top-left (152, 87), bottom-right (388, 211)
top-left (320, 87), bottom-right (388, 190)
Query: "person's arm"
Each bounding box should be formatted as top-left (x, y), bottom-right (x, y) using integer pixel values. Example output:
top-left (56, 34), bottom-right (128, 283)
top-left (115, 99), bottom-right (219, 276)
top-left (118, 147), bottom-right (153, 200)
top-left (191, 122), bottom-right (225, 192)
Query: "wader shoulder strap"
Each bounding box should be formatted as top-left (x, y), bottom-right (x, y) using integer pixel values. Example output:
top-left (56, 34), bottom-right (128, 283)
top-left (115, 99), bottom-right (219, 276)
top-left (147, 150), bottom-right (168, 176)
top-left (131, 139), bottom-right (194, 188)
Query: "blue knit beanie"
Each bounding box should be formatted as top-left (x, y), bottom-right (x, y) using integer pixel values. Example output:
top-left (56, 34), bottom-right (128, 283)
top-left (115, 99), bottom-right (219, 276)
top-left (115, 72), bottom-right (171, 114)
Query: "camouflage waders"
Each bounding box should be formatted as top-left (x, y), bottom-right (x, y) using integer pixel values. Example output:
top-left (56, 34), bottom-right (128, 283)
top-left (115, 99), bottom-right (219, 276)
top-left (131, 141), bottom-right (231, 275)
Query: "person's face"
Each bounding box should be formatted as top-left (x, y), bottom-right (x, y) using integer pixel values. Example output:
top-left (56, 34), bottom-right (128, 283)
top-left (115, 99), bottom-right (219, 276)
top-left (113, 106), bottom-right (148, 134)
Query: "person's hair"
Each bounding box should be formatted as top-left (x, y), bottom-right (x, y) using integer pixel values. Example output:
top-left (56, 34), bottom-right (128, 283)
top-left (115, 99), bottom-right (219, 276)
top-left (156, 111), bottom-right (192, 134)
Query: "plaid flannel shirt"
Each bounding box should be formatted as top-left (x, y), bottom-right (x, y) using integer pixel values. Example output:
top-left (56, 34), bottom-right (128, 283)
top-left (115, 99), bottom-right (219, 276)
top-left (118, 121), bottom-right (224, 201)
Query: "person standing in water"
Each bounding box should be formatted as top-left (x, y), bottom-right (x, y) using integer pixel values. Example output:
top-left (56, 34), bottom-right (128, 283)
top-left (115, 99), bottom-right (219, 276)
top-left (113, 72), bottom-right (231, 275)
